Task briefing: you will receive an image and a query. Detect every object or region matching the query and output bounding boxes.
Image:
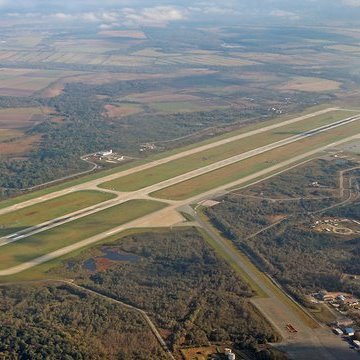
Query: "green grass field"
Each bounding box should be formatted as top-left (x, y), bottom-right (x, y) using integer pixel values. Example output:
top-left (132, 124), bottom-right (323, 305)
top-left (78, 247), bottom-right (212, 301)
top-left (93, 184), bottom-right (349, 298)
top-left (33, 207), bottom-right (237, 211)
top-left (0, 190), bottom-right (116, 237)
top-left (99, 110), bottom-right (354, 192)
top-left (0, 104), bottom-right (340, 212)
top-left (0, 199), bottom-right (167, 271)
top-left (151, 119), bottom-right (360, 200)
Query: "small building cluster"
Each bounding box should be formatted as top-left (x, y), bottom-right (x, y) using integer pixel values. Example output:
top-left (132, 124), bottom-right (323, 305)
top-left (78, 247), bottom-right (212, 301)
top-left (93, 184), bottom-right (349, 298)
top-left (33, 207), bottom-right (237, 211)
top-left (224, 348), bottom-right (236, 360)
top-left (312, 291), bottom-right (359, 309)
top-left (140, 143), bottom-right (157, 152)
top-left (87, 150), bottom-right (126, 164)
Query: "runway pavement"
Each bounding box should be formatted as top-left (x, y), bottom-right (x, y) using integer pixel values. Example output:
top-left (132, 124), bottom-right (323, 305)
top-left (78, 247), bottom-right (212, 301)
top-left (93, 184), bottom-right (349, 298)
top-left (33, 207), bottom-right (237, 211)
top-left (0, 107), bottom-right (342, 217)
top-left (2, 108), bottom-right (360, 360)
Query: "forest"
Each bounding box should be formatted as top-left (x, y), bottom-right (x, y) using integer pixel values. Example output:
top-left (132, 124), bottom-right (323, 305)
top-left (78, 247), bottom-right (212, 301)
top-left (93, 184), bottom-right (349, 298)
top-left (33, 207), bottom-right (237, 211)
top-left (205, 159), bottom-right (360, 304)
top-left (0, 284), bottom-right (165, 360)
top-left (50, 228), bottom-right (280, 358)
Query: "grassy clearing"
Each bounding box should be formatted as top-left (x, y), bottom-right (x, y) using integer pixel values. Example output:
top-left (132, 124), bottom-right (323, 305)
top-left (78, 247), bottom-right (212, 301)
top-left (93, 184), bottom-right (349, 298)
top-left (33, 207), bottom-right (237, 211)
top-left (152, 119), bottom-right (360, 200)
top-left (0, 104), bottom-right (341, 211)
top-left (100, 110), bottom-right (354, 192)
top-left (0, 200), bottom-right (167, 271)
top-left (0, 190), bottom-right (116, 237)
top-left (150, 101), bottom-right (226, 114)
top-left (0, 227), bottom-right (158, 283)
top-left (198, 211), bottom-right (319, 329)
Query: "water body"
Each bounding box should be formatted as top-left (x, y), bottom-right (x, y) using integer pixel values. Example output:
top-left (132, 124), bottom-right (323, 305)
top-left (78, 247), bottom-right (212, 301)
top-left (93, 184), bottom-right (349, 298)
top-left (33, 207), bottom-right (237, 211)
top-left (83, 247), bottom-right (140, 271)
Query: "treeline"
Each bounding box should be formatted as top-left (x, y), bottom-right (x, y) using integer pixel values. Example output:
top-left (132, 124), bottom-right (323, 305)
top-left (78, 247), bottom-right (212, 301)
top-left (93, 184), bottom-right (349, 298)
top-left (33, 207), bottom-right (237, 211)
top-left (54, 228), bottom-right (280, 356)
top-left (0, 76), bottom-right (265, 192)
top-left (206, 162), bottom-right (360, 300)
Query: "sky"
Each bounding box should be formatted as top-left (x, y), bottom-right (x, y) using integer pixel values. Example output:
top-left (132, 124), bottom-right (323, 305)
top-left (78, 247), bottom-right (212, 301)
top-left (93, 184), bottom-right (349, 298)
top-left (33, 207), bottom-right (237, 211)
top-left (1, 1), bottom-right (360, 27)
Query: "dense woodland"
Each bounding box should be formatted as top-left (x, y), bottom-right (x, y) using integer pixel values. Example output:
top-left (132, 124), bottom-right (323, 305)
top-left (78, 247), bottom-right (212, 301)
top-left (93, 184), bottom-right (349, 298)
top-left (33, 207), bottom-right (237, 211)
top-left (0, 284), bottom-right (165, 360)
top-left (52, 228), bottom-right (280, 357)
top-left (0, 76), bottom-right (271, 192)
top-left (206, 159), bottom-right (360, 303)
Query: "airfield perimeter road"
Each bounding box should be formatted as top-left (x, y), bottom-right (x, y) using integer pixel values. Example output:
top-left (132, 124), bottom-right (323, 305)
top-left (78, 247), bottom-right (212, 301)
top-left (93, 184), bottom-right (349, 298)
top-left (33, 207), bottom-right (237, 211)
top-left (2, 108), bottom-right (360, 360)
top-left (0, 107), bottom-right (342, 216)
top-left (1, 112), bottom-right (360, 250)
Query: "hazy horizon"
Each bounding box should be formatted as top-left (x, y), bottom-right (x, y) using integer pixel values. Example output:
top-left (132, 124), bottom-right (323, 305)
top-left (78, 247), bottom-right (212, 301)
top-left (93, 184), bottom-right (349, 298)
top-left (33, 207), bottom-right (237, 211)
top-left (1, 0), bottom-right (360, 28)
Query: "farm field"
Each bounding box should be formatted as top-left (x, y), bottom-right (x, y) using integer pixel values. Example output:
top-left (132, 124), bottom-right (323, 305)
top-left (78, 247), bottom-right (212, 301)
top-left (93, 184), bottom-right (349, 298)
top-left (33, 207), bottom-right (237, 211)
top-left (104, 103), bottom-right (143, 118)
top-left (0, 190), bottom-right (116, 237)
top-left (276, 76), bottom-right (342, 92)
top-left (100, 109), bottom-right (354, 192)
top-left (0, 107), bottom-right (46, 130)
top-left (0, 199), bottom-right (167, 270)
top-left (0, 129), bottom-right (23, 142)
top-left (150, 101), bottom-right (227, 114)
top-left (151, 118), bottom-right (360, 200)
top-left (0, 68), bottom-right (82, 96)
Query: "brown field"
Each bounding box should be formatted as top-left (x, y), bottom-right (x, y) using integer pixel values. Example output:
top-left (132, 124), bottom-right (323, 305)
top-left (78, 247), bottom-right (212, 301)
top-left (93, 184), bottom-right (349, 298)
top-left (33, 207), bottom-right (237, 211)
top-left (98, 30), bottom-right (147, 39)
top-left (0, 134), bottom-right (41, 156)
top-left (0, 129), bottom-right (23, 142)
top-left (0, 107), bottom-right (45, 129)
top-left (104, 104), bottom-right (143, 118)
top-left (123, 90), bottom-right (202, 103)
top-left (0, 67), bottom-right (82, 96)
top-left (277, 76), bottom-right (342, 92)
top-left (41, 68), bottom-right (217, 97)
top-left (180, 346), bottom-right (218, 360)
top-left (156, 54), bottom-right (257, 67)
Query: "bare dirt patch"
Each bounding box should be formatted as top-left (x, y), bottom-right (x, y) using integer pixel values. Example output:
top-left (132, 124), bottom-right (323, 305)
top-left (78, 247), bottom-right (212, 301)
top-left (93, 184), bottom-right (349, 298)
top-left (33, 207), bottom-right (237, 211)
top-left (123, 90), bottom-right (201, 103)
top-left (104, 104), bottom-right (143, 118)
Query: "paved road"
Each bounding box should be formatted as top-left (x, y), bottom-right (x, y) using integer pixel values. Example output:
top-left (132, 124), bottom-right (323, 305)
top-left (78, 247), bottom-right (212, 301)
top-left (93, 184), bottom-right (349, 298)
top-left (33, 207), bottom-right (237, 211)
top-left (1, 108), bottom-right (360, 360)
top-left (0, 107), bottom-right (342, 217)
top-left (190, 208), bottom-right (360, 360)
top-left (1, 133), bottom-right (360, 276)
top-left (1, 112), bottom-right (359, 250)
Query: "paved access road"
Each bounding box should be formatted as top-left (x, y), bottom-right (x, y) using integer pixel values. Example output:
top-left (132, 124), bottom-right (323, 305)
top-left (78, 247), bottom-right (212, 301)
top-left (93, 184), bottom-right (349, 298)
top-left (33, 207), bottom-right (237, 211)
top-left (0, 107), bottom-right (341, 217)
top-left (1, 107), bottom-right (360, 360)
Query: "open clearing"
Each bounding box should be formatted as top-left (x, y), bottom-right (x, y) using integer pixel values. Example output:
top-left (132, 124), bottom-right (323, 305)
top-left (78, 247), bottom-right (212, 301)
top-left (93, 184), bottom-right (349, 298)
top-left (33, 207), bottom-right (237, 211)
top-left (100, 109), bottom-right (353, 192)
top-left (151, 119), bottom-right (360, 200)
top-left (0, 68), bottom-right (81, 96)
top-left (104, 104), bottom-right (143, 118)
top-left (0, 190), bottom-right (115, 237)
top-left (0, 199), bottom-right (166, 270)
top-left (277, 76), bottom-right (342, 92)
top-left (0, 107), bottom-right (46, 129)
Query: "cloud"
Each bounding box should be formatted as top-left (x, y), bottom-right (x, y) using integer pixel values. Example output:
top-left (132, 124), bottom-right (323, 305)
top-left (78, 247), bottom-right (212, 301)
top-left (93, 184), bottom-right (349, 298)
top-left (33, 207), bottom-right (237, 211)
top-left (270, 9), bottom-right (300, 20)
top-left (343, 0), bottom-right (360, 6)
top-left (122, 6), bottom-right (187, 26)
top-left (39, 6), bottom-right (187, 27)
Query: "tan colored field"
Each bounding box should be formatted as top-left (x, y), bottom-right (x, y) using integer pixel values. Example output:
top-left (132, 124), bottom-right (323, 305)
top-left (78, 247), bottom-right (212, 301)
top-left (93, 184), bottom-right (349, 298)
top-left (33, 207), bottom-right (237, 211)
top-left (0, 67), bottom-right (82, 96)
top-left (0, 107), bottom-right (45, 129)
top-left (41, 68), bottom-right (217, 97)
top-left (0, 134), bottom-right (41, 156)
top-left (104, 104), bottom-right (143, 118)
top-left (277, 76), bottom-right (341, 92)
top-left (180, 346), bottom-right (218, 360)
top-left (123, 90), bottom-right (201, 103)
top-left (157, 54), bottom-right (257, 67)
top-left (0, 129), bottom-right (23, 142)
top-left (99, 30), bottom-right (147, 39)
